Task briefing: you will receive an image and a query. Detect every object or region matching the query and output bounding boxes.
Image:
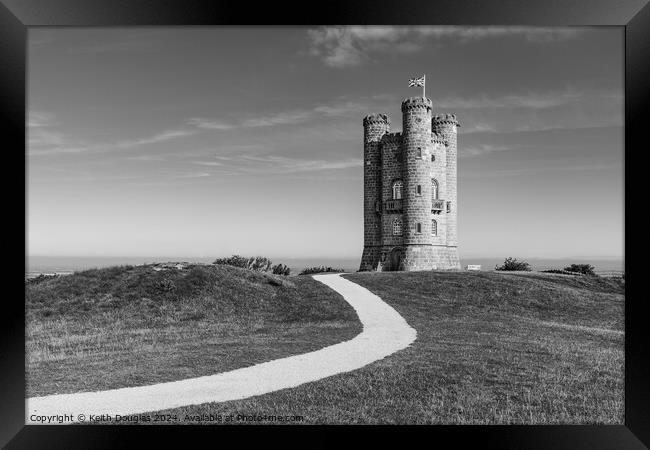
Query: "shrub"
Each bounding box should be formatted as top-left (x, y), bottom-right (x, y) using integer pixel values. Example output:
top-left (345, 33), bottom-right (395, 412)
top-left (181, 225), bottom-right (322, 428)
top-left (213, 255), bottom-right (291, 274)
top-left (299, 266), bottom-right (345, 275)
top-left (272, 263), bottom-right (291, 276)
top-left (25, 274), bottom-right (59, 285)
top-left (541, 269), bottom-right (578, 275)
top-left (247, 256), bottom-right (273, 272)
top-left (563, 264), bottom-right (596, 276)
top-left (213, 255), bottom-right (250, 268)
top-left (495, 257), bottom-right (531, 272)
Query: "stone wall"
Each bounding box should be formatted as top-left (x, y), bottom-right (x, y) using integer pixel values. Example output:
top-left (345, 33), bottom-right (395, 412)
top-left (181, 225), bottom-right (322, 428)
top-left (402, 97), bottom-right (433, 251)
top-left (359, 114), bottom-right (389, 271)
top-left (380, 133), bottom-right (404, 249)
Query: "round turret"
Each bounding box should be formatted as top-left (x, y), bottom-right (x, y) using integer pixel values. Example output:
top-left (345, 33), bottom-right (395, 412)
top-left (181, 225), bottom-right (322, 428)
top-left (401, 97), bottom-right (433, 251)
top-left (432, 113), bottom-right (459, 249)
top-left (360, 112), bottom-right (390, 270)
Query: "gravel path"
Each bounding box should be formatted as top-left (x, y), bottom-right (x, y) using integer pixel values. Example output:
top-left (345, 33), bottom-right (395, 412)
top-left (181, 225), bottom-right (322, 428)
top-left (26, 273), bottom-right (417, 424)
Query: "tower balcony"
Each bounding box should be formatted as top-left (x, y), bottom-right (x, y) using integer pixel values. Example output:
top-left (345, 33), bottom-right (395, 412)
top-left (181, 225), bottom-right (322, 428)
top-left (385, 199), bottom-right (403, 212)
top-left (432, 199), bottom-right (445, 214)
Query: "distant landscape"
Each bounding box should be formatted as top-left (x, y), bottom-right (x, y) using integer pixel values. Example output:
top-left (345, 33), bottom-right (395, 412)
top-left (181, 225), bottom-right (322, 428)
top-left (27, 255), bottom-right (624, 279)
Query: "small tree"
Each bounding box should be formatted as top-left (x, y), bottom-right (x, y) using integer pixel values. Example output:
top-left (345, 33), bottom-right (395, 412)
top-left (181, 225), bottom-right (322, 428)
top-left (495, 257), bottom-right (531, 271)
top-left (563, 263), bottom-right (595, 276)
top-left (213, 255), bottom-right (249, 268)
top-left (247, 256), bottom-right (273, 272)
top-left (272, 263), bottom-right (291, 276)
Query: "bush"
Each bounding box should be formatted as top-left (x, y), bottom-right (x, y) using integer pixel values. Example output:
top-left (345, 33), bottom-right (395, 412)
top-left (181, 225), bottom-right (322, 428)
top-left (563, 264), bottom-right (596, 276)
top-left (213, 255), bottom-right (249, 268)
top-left (495, 257), bottom-right (531, 272)
top-left (299, 266), bottom-right (345, 275)
top-left (26, 274), bottom-right (59, 285)
top-left (272, 263), bottom-right (291, 276)
top-left (247, 256), bottom-right (273, 273)
top-left (541, 269), bottom-right (578, 275)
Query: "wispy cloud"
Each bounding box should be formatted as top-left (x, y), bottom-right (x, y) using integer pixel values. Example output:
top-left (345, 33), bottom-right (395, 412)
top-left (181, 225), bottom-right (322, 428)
top-left (466, 162), bottom-right (622, 177)
top-left (208, 154), bottom-right (363, 175)
top-left (115, 129), bottom-right (196, 149)
top-left (460, 144), bottom-right (514, 158)
top-left (437, 90), bottom-right (585, 110)
top-left (191, 161), bottom-right (223, 167)
top-left (307, 26), bottom-right (582, 67)
top-left (188, 100), bottom-right (370, 131)
top-left (186, 118), bottom-right (236, 130)
top-left (28, 112), bottom-right (56, 128)
top-left (28, 119), bottom-right (197, 156)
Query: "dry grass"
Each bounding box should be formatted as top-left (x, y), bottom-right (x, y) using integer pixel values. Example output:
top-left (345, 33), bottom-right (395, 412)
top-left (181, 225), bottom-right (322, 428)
top-left (153, 271), bottom-right (623, 424)
top-left (26, 264), bottom-right (361, 397)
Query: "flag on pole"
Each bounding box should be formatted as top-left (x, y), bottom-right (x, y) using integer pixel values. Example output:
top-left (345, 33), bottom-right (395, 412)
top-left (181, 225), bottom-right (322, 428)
top-left (408, 75), bottom-right (426, 98)
top-left (408, 75), bottom-right (425, 87)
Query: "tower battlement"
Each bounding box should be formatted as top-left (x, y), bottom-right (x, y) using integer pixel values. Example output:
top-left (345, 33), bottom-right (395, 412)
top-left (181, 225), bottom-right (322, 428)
top-left (401, 96), bottom-right (432, 112)
top-left (359, 96), bottom-right (461, 272)
top-left (432, 113), bottom-right (460, 126)
top-left (363, 113), bottom-right (390, 126)
top-left (381, 132), bottom-right (402, 144)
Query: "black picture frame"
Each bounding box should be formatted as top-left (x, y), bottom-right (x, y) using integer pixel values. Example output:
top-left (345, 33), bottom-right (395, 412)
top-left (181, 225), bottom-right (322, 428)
top-left (2, 0), bottom-right (647, 448)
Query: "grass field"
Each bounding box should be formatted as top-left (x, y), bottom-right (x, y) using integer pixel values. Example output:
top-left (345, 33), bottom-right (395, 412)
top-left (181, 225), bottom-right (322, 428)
top-left (152, 271), bottom-right (624, 424)
top-left (25, 264), bottom-right (361, 397)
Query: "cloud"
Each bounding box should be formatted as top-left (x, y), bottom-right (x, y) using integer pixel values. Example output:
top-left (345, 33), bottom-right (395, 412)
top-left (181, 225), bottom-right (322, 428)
top-left (307, 26), bottom-right (582, 67)
top-left (437, 90), bottom-right (585, 110)
top-left (186, 118), bottom-right (236, 130)
top-left (210, 154), bottom-right (363, 174)
top-left (115, 129), bottom-right (197, 148)
top-left (29, 126), bottom-right (197, 156)
top-left (28, 112), bottom-right (56, 128)
top-left (191, 161), bottom-right (223, 166)
top-left (188, 100), bottom-right (370, 132)
top-left (460, 144), bottom-right (513, 158)
top-left (467, 162), bottom-right (623, 177)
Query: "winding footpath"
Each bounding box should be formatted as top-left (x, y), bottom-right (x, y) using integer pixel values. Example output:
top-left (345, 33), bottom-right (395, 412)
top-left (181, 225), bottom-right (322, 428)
top-left (27, 273), bottom-right (417, 424)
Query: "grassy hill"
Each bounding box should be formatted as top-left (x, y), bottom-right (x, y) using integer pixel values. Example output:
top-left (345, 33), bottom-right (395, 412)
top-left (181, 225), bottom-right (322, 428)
top-left (155, 271), bottom-right (624, 424)
top-left (26, 264), bottom-right (361, 397)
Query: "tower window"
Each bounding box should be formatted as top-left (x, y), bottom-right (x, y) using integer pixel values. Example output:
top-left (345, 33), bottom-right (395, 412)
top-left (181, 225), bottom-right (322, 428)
top-left (432, 179), bottom-right (439, 200)
top-left (392, 180), bottom-right (403, 200)
top-left (393, 218), bottom-right (403, 236)
top-left (416, 223), bottom-right (422, 233)
top-left (431, 154), bottom-right (435, 162)
top-left (432, 219), bottom-right (437, 236)
top-left (416, 185), bottom-right (422, 195)
top-left (417, 147), bottom-right (422, 159)
top-left (447, 201), bottom-right (451, 213)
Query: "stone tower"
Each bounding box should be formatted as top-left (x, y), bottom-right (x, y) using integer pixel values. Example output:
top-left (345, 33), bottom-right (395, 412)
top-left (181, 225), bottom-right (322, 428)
top-left (359, 96), bottom-right (461, 272)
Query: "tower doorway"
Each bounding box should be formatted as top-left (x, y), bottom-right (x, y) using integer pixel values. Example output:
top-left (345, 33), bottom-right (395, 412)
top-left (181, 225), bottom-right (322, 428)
top-left (386, 247), bottom-right (404, 272)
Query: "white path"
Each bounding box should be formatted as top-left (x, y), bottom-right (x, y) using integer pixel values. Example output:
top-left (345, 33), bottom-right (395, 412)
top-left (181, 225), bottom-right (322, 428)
top-left (26, 273), bottom-right (417, 424)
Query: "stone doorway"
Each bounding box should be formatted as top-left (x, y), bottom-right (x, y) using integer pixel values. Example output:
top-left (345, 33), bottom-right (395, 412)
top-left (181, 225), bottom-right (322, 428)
top-left (386, 247), bottom-right (404, 272)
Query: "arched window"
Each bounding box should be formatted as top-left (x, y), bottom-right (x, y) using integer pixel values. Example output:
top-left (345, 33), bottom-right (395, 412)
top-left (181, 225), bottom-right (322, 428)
top-left (431, 219), bottom-right (437, 236)
top-left (431, 178), bottom-right (439, 200)
top-left (392, 180), bottom-right (403, 200)
top-left (393, 218), bottom-right (403, 236)
top-left (417, 147), bottom-right (422, 159)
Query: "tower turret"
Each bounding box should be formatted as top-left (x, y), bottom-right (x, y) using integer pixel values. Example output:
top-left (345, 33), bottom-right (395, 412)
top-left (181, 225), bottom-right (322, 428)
top-left (401, 97), bottom-right (433, 270)
top-left (360, 113), bottom-right (390, 271)
top-left (433, 113), bottom-right (460, 264)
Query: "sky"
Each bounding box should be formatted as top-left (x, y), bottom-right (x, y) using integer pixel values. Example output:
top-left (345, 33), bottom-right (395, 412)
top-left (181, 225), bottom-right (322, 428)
top-left (27, 26), bottom-right (624, 261)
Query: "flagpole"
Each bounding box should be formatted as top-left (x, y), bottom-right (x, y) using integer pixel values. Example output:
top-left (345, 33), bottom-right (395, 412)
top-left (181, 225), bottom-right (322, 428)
top-left (423, 74), bottom-right (426, 99)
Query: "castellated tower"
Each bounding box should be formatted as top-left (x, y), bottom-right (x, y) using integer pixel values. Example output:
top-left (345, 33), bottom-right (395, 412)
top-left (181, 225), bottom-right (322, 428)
top-left (359, 97), bottom-right (461, 272)
top-left (360, 113), bottom-right (390, 269)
